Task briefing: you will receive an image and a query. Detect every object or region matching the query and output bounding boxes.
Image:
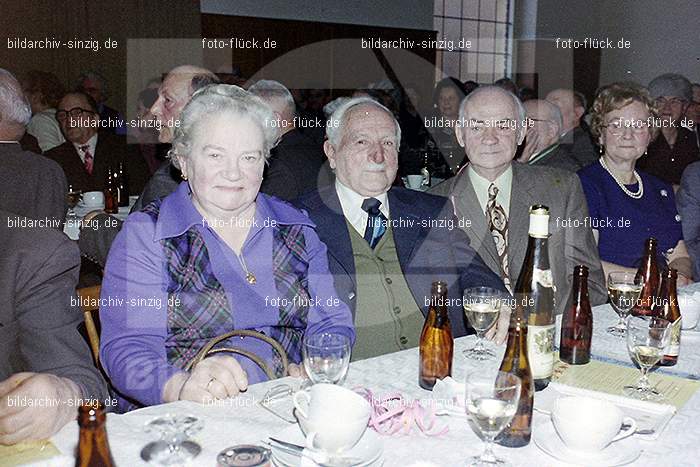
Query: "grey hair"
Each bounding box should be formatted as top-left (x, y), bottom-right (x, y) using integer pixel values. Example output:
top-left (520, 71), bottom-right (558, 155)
top-left (458, 85), bottom-right (527, 140)
top-left (75, 70), bottom-right (107, 97)
top-left (323, 97), bottom-right (350, 119)
top-left (528, 99), bottom-right (563, 133)
top-left (247, 79), bottom-right (296, 119)
top-left (325, 96), bottom-right (401, 148)
top-left (0, 69), bottom-right (32, 126)
top-left (168, 84), bottom-right (280, 169)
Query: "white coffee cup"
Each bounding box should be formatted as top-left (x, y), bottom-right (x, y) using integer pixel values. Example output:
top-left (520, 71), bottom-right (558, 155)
top-left (293, 384), bottom-right (370, 453)
top-left (552, 396), bottom-right (636, 453)
top-left (406, 174), bottom-right (425, 189)
top-left (678, 295), bottom-right (700, 330)
top-left (82, 191), bottom-right (105, 207)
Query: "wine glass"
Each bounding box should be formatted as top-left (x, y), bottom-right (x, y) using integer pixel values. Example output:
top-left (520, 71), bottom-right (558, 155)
top-left (141, 414), bottom-right (203, 465)
top-left (623, 316), bottom-right (671, 401)
top-left (66, 185), bottom-right (82, 217)
top-left (607, 272), bottom-right (642, 336)
top-left (464, 369), bottom-right (521, 467)
top-left (463, 287), bottom-right (503, 360)
top-left (302, 332), bottom-right (351, 386)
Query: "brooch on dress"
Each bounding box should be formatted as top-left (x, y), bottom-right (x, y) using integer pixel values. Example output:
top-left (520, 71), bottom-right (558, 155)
top-left (660, 189), bottom-right (668, 197)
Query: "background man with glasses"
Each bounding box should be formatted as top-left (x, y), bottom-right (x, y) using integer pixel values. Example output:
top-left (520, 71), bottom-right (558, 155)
top-left (45, 91), bottom-right (149, 194)
top-left (638, 73), bottom-right (699, 186)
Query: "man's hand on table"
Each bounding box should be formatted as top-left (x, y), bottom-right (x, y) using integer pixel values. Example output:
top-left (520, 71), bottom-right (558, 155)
top-left (0, 372), bottom-right (81, 445)
top-left (163, 355), bottom-right (248, 404)
top-left (483, 304), bottom-right (510, 345)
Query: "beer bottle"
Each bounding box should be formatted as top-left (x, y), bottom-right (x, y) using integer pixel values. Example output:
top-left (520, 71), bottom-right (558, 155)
top-left (496, 292), bottom-right (533, 447)
top-left (560, 265), bottom-right (592, 365)
top-left (419, 281), bottom-right (453, 390)
top-left (632, 238), bottom-right (660, 316)
top-left (117, 162), bottom-right (129, 207)
top-left (517, 205), bottom-right (556, 391)
top-left (104, 168), bottom-right (118, 214)
top-left (656, 268), bottom-right (681, 366)
top-left (75, 403), bottom-right (115, 467)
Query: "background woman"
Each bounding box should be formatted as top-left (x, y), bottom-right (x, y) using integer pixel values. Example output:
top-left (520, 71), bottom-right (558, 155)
top-left (100, 84), bottom-right (354, 410)
top-left (577, 82), bottom-right (692, 284)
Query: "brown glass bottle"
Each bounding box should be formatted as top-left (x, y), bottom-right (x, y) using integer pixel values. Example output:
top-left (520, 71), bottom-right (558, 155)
top-left (517, 205), bottom-right (555, 391)
top-left (75, 403), bottom-right (115, 467)
top-left (104, 168), bottom-right (118, 214)
top-left (656, 268), bottom-right (681, 366)
top-left (560, 265), bottom-right (592, 365)
top-left (496, 297), bottom-right (534, 447)
top-left (632, 238), bottom-right (660, 316)
top-left (419, 281), bottom-right (453, 390)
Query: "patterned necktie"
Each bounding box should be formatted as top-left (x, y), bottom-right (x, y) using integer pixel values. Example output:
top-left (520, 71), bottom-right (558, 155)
top-left (362, 197), bottom-right (387, 249)
top-left (486, 184), bottom-right (512, 292)
top-left (81, 145), bottom-right (94, 175)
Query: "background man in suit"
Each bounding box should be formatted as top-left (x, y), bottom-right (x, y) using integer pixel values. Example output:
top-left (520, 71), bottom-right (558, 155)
top-left (677, 160), bottom-right (700, 279)
top-left (545, 88), bottom-right (598, 168)
top-left (75, 70), bottom-right (126, 136)
top-left (294, 97), bottom-right (508, 361)
top-left (0, 209), bottom-right (108, 445)
top-left (248, 79), bottom-right (330, 200)
top-left (431, 86), bottom-right (607, 314)
top-left (45, 91), bottom-right (149, 194)
top-left (0, 68), bottom-right (67, 228)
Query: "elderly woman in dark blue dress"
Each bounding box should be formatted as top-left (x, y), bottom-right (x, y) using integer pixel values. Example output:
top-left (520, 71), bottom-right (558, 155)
top-left (577, 82), bottom-right (693, 284)
top-left (99, 84), bottom-right (354, 410)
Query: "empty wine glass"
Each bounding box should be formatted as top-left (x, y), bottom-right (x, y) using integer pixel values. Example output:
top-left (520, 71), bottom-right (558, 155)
top-left (302, 332), bottom-right (351, 386)
top-left (141, 414), bottom-right (203, 465)
top-left (66, 185), bottom-right (82, 217)
top-left (463, 287), bottom-right (503, 360)
top-left (624, 316), bottom-right (671, 401)
top-left (607, 272), bottom-right (642, 336)
top-left (464, 369), bottom-right (521, 467)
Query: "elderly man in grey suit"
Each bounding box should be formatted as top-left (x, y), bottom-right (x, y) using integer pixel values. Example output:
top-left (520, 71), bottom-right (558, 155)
top-left (677, 161), bottom-right (700, 278)
top-left (431, 85), bottom-right (607, 314)
top-left (0, 209), bottom-right (108, 444)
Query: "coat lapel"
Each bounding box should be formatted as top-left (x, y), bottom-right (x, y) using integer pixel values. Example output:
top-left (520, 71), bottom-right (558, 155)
top-left (387, 189), bottom-right (422, 267)
top-left (507, 163), bottom-right (536, 282)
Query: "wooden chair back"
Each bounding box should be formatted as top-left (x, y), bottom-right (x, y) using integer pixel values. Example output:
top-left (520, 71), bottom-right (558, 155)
top-left (77, 285), bottom-right (101, 364)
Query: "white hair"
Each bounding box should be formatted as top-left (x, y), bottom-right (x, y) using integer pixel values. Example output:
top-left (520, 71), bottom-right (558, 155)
top-left (458, 85), bottom-right (527, 140)
top-left (326, 96), bottom-right (401, 148)
top-left (169, 84), bottom-right (280, 169)
top-left (247, 79), bottom-right (296, 120)
top-left (526, 99), bottom-right (563, 134)
top-left (0, 69), bottom-right (32, 127)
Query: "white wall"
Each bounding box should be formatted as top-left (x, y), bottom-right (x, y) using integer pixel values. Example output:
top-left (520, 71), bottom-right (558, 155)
top-left (200, 0), bottom-right (434, 30)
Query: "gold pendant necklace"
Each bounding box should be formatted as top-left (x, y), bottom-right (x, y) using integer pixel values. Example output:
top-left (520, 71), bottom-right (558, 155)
top-left (237, 253), bottom-right (256, 285)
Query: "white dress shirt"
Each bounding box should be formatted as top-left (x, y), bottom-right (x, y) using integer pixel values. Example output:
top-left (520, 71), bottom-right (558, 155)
top-left (468, 164), bottom-right (513, 216)
top-left (335, 179), bottom-right (390, 236)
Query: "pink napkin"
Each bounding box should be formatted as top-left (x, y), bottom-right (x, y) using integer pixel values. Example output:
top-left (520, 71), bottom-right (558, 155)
top-left (356, 388), bottom-right (449, 436)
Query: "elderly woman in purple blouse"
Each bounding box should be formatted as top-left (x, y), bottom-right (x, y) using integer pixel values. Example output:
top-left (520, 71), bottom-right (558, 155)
top-left (99, 84), bottom-right (354, 410)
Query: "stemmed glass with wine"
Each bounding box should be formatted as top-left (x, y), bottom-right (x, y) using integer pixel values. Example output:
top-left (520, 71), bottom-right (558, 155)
top-left (623, 315), bottom-right (671, 401)
top-left (607, 272), bottom-right (643, 336)
top-left (464, 369), bottom-right (521, 467)
top-left (463, 287), bottom-right (504, 360)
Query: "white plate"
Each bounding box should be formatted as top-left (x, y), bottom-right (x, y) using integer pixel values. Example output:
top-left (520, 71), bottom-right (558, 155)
top-left (534, 420), bottom-right (641, 466)
top-left (534, 382), bottom-right (675, 440)
top-left (270, 424), bottom-right (383, 467)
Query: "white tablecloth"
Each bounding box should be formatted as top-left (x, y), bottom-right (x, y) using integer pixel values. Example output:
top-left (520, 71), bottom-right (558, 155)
top-left (45, 285), bottom-right (700, 466)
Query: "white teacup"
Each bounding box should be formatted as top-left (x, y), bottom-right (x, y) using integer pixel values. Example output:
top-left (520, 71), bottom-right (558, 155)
top-left (406, 174), bottom-right (425, 189)
top-left (552, 396), bottom-right (636, 453)
top-left (678, 295), bottom-right (700, 330)
top-left (293, 384), bottom-right (370, 453)
top-left (82, 191), bottom-right (105, 207)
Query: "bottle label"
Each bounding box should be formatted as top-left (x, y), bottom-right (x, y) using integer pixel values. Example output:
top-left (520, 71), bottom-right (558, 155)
top-left (528, 324), bottom-right (555, 379)
top-left (533, 268), bottom-right (554, 288)
top-left (666, 317), bottom-right (681, 357)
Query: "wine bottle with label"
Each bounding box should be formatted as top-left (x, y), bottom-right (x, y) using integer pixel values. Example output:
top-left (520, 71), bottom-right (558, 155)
top-left (632, 237), bottom-right (660, 316)
top-left (560, 265), bottom-right (592, 365)
top-left (656, 268), bottom-right (681, 366)
top-left (496, 291), bottom-right (533, 447)
top-left (514, 205), bottom-right (556, 391)
top-left (419, 281), bottom-right (453, 390)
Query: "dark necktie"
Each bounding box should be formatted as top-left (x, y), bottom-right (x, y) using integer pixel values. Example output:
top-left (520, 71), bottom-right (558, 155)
top-left (81, 145), bottom-right (94, 175)
top-left (361, 197), bottom-right (387, 249)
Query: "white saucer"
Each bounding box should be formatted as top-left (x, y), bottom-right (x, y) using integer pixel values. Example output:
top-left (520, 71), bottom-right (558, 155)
top-left (533, 421), bottom-right (641, 466)
top-left (270, 424), bottom-right (383, 467)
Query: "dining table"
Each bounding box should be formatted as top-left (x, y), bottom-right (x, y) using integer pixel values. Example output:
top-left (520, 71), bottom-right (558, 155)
top-left (24, 283), bottom-right (700, 466)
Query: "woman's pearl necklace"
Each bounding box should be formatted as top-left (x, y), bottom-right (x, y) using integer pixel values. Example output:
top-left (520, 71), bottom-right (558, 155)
top-left (599, 157), bottom-right (644, 199)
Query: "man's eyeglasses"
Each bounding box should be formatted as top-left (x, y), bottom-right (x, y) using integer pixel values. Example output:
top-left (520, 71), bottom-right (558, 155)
top-left (56, 107), bottom-right (95, 121)
top-left (655, 97), bottom-right (686, 108)
top-left (602, 119), bottom-right (650, 136)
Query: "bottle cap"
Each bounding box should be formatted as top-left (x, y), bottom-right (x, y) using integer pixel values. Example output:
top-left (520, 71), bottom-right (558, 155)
top-left (528, 205), bottom-right (550, 238)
